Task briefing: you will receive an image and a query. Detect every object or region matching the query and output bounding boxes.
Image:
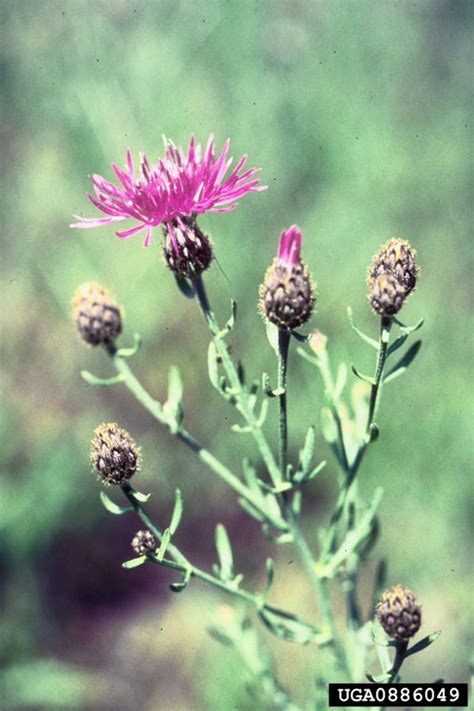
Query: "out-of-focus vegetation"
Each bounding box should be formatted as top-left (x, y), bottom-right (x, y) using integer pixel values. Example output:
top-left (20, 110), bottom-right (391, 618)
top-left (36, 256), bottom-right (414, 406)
top-left (1, 1), bottom-right (472, 709)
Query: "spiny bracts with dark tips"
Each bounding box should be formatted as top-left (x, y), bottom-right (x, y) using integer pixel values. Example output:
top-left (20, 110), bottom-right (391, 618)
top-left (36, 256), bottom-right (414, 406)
top-left (376, 584), bottom-right (422, 640)
top-left (369, 273), bottom-right (408, 316)
top-left (90, 423), bottom-right (141, 485)
top-left (72, 282), bottom-right (122, 347)
top-left (369, 238), bottom-right (420, 295)
top-left (131, 529), bottom-right (157, 556)
top-left (163, 218), bottom-right (213, 278)
top-left (259, 225), bottom-right (315, 331)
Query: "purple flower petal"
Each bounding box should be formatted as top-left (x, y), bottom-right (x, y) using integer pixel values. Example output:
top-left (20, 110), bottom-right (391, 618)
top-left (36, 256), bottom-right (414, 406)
top-left (71, 136), bottom-right (267, 248)
top-left (277, 225), bottom-right (303, 265)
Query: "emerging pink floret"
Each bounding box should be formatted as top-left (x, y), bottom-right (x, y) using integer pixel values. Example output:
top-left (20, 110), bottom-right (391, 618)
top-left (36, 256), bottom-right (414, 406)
top-left (70, 135), bottom-right (266, 248)
top-left (277, 225), bottom-right (302, 265)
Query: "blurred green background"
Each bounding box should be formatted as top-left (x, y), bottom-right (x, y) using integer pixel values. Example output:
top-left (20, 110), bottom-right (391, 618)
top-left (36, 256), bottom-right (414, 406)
top-left (1, 0), bottom-right (473, 709)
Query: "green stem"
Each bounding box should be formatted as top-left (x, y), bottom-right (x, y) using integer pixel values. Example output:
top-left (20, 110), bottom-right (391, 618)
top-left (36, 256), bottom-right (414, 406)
top-left (122, 482), bottom-right (188, 567)
top-left (321, 317), bottom-right (392, 560)
top-left (193, 274), bottom-right (282, 486)
top-left (224, 615), bottom-right (302, 711)
top-left (110, 350), bottom-right (285, 530)
top-left (288, 509), bottom-right (351, 679)
top-left (317, 350), bottom-right (349, 472)
top-left (277, 329), bottom-right (290, 477)
top-left (349, 315), bottom-right (392, 480)
top-left (121, 483), bottom-right (306, 621)
top-left (276, 329), bottom-right (351, 681)
top-left (387, 640), bottom-right (408, 683)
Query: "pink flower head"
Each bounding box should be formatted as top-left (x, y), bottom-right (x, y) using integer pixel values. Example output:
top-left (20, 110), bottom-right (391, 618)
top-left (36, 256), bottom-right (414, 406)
top-left (277, 225), bottom-right (302, 265)
top-left (70, 135), bottom-right (266, 248)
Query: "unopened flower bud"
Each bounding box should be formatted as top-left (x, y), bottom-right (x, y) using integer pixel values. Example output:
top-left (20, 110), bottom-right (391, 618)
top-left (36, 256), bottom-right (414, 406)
top-left (90, 423), bottom-right (141, 485)
top-left (309, 330), bottom-right (327, 355)
top-left (369, 238), bottom-right (419, 295)
top-left (163, 218), bottom-right (213, 278)
top-left (131, 529), bottom-right (157, 556)
top-left (72, 282), bottom-right (122, 347)
top-left (259, 225), bottom-right (315, 331)
top-left (376, 584), bottom-right (422, 640)
top-left (369, 273), bottom-right (407, 316)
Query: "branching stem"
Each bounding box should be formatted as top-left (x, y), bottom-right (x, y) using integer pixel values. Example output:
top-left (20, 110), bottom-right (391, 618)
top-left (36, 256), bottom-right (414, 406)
top-left (193, 274), bottom-right (282, 486)
top-left (321, 317), bottom-right (392, 560)
top-left (120, 483), bottom-right (310, 623)
top-left (109, 349), bottom-right (284, 530)
top-left (276, 328), bottom-right (351, 681)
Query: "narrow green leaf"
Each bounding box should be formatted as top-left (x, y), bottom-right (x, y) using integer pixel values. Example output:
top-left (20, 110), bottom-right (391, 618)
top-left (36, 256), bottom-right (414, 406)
top-left (207, 627), bottom-right (233, 646)
top-left (207, 342), bottom-right (219, 388)
top-left (174, 274), bottom-right (195, 299)
top-left (296, 347), bottom-right (319, 366)
top-left (292, 490), bottom-right (302, 515)
top-left (265, 322), bottom-right (280, 357)
top-left (233, 573), bottom-right (244, 588)
top-left (387, 333), bottom-right (408, 357)
top-left (351, 365), bottom-right (376, 385)
top-left (238, 497), bottom-right (265, 522)
top-left (291, 330), bottom-right (310, 343)
top-left (256, 399), bottom-right (269, 427)
top-left (258, 479), bottom-right (292, 494)
top-left (81, 370), bottom-right (125, 387)
top-left (372, 621), bottom-right (395, 675)
top-left (241, 458), bottom-right (260, 493)
top-left (217, 299), bottom-right (237, 338)
top-left (231, 423), bottom-right (253, 434)
top-left (384, 340), bottom-right (422, 384)
top-left (130, 488), bottom-right (151, 503)
top-left (215, 524), bottom-right (234, 580)
top-left (366, 671), bottom-right (389, 683)
top-left (122, 556), bottom-right (147, 569)
top-left (294, 460), bottom-right (327, 485)
top-left (347, 307), bottom-right (379, 349)
top-left (321, 407), bottom-right (338, 444)
top-left (116, 333), bottom-right (142, 358)
top-left (167, 366), bottom-right (183, 405)
top-left (99, 491), bottom-right (133, 516)
top-left (371, 559), bottom-right (387, 614)
top-left (163, 366), bottom-right (185, 432)
top-left (405, 630), bottom-right (441, 658)
top-left (321, 488), bottom-right (383, 576)
top-left (263, 558), bottom-right (274, 599)
top-left (298, 426), bottom-right (315, 476)
top-left (334, 362), bottom-right (348, 400)
top-left (261, 527), bottom-right (294, 545)
top-left (169, 567), bottom-right (192, 593)
top-left (258, 607), bottom-right (330, 646)
top-left (169, 489), bottom-right (183, 535)
top-left (156, 528), bottom-right (171, 562)
top-left (393, 316), bottom-right (424, 334)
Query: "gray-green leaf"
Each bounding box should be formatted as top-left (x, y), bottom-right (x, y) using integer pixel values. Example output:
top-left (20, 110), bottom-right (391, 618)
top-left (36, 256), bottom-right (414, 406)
top-left (100, 491), bottom-right (133, 516)
top-left (169, 489), bottom-right (183, 535)
top-left (215, 523), bottom-right (234, 580)
top-left (384, 340), bottom-right (422, 384)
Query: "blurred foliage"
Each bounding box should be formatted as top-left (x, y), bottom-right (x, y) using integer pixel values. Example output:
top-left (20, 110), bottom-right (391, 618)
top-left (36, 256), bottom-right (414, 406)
top-left (1, 0), bottom-right (472, 708)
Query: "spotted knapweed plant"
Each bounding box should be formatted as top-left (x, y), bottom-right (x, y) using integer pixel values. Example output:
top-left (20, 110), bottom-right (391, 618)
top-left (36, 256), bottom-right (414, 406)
top-left (71, 135), bottom-right (440, 709)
